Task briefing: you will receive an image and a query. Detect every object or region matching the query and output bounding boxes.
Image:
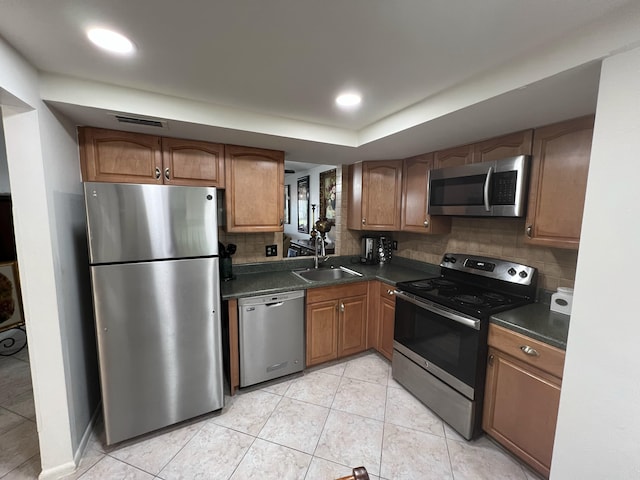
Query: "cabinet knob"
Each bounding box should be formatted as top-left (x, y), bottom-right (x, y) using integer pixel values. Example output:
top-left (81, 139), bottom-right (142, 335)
top-left (340, 303), bottom-right (345, 313)
top-left (488, 354), bottom-right (494, 366)
top-left (362, 218), bottom-right (366, 225)
top-left (155, 167), bottom-right (161, 180)
top-left (520, 345), bottom-right (539, 357)
top-left (387, 289), bottom-right (394, 295)
top-left (526, 225), bottom-right (532, 238)
top-left (423, 219), bottom-right (429, 227)
top-left (280, 218), bottom-right (284, 226)
top-left (164, 167), bottom-right (170, 180)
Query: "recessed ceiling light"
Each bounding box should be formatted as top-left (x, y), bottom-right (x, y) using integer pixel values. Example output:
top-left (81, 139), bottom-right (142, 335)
top-left (87, 28), bottom-right (135, 55)
top-left (336, 92), bottom-right (362, 108)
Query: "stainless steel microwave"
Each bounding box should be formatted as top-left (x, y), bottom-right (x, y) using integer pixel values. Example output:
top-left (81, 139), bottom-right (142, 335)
top-left (428, 155), bottom-right (530, 217)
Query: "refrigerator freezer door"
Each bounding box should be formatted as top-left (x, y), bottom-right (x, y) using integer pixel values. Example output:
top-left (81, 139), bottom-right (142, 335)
top-left (84, 182), bottom-right (219, 264)
top-left (91, 257), bottom-right (224, 444)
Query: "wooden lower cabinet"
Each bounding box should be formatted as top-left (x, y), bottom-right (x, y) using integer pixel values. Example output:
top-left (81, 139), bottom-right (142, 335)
top-left (306, 282), bottom-right (368, 367)
top-left (483, 324), bottom-right (565, 478)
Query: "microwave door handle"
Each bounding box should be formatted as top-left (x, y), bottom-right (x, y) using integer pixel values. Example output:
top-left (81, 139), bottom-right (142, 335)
top-left (483, 166), bottom-right (493, 212)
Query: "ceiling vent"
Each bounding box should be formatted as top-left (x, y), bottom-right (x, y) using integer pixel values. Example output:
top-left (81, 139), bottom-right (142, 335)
top-left (115, 115), bottom-right (166, 128)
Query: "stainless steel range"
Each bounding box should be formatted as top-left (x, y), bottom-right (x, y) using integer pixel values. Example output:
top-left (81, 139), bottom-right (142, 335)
top-left (392, 253), bottom-right (538, 440)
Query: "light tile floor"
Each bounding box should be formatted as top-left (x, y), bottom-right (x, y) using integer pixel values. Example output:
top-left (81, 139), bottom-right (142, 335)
top-left (0, 350), bottom-right (542, 480)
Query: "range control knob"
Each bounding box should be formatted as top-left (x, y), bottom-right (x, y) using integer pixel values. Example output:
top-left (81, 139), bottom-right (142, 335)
top-left (450, 256), bottom-right (457, 263)
top-left (507, 268), bottom-right (517, 276)
top-left (519, 270), bottom-right (528, 279)
top-left (443, 256), bottom-right (452, 263)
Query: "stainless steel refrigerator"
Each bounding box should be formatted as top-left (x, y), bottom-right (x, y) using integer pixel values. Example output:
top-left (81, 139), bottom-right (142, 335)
top-left (84, 182), bottom-right (224, 445)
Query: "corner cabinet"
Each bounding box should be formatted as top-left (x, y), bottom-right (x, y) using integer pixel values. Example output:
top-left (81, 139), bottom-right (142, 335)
top-left (525, 116), bottom-right (594, 248)
top-left (347, 160), bottom-right (403, 231)
top-left (483, 324), bottom-right (566, 479)
top-left (400, 153), bottom-right (451, 234)
top-left (224, 145), bottom-right (284, 232)
top-left (306, 282), bottom-right (368, 367)
top-left (79, 127), bottom-right (225, 187)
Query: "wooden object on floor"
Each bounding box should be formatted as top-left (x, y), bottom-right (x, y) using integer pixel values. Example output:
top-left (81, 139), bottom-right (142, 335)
top-left (336, 466), bottom-right (369, 480)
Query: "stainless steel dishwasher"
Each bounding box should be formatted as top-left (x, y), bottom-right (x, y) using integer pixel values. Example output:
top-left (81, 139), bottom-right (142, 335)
top-left (239, 290), bottom-right (305, 387)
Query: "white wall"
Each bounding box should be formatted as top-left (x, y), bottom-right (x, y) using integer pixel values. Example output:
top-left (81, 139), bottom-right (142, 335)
top-left (1, 36), bottom-right (99, 479)
top-left (551, 45), bottom-right (640, 478)
top-left (0, 118), bottom-right (10, 193)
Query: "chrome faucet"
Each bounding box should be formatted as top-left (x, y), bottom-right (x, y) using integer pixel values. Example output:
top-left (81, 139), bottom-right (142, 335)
top-left (314, 234), bottom-right (329, 269)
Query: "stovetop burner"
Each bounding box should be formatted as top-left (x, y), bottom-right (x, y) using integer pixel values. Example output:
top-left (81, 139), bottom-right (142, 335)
top-left (396, 253), bottom-right (537, 318)
top-left (452, 294), bottom-right (484, 305)
top-left (408, 278), bottom-right (456, 290)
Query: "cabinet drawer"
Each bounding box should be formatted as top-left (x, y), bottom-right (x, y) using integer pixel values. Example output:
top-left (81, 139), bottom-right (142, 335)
top-left (488, 324), bottom-right (565, 379)
top-left (307, 282), bottom-right (368, 304)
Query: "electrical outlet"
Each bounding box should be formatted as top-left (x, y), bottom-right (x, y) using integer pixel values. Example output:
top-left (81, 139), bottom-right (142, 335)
top-left (265, 244), bottom-right (278, 257)
top-left (392, 240), bottom-right (398, 250)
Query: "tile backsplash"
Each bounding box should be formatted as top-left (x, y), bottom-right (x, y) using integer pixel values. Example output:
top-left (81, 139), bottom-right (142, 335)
top-left (392, 217), bottom-right (578, 291)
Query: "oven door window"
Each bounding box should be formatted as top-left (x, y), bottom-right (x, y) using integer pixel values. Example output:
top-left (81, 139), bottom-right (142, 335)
top-left (394, 297), bottom-right (480, 389)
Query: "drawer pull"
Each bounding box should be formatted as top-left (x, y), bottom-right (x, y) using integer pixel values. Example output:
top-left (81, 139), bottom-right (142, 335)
top-left (520, 345), bottom-right (539, 356)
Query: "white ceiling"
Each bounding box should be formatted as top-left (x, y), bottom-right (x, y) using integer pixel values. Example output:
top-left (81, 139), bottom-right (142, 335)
top-left (0, 0), bottom-right (636, 165)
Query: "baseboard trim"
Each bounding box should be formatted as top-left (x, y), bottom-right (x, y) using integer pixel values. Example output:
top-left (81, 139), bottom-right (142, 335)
top-left (39, 403), bottom-right (102, 480)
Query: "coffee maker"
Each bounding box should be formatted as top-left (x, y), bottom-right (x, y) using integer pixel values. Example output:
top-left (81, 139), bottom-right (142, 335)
top-left (360, 235), bottom-right (393, 265)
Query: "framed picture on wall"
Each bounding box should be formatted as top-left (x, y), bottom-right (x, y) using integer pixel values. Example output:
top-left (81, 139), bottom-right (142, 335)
top-left (297, 176), bottom-right (310, 233)
top-left (319, 168), bottom-right (337, 226)
top-left (0, 261), bottom-right (24, 332)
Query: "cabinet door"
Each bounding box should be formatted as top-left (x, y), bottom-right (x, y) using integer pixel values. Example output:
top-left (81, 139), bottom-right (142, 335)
top-left (225, 145), bottom-right (284, 232)
top-left (378, 286), bottom-right (396, 361)
top-left (400, 153), bottom-right (451, 234)
top-left (348, 160), bottom-right (402, 230)
top-left (483, 348), bottom-right (562, 478)
top-left (434, 144), bottom-right (473, 169)
top-left (525, 116), bottom-right (594, 248)
top-left (162, 138), bottom-right (225, 187)
top-left (472, 130), bottom-right (533, 163)
top-left (338, 294), bottom-right (368, 358)
top-left (79, 127), bottom-right (162, 184)
top-left (306, 300), bottom-right (339, 367)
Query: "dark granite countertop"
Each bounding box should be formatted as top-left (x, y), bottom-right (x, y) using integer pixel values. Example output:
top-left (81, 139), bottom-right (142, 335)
top-left (220, 256), bottom-right (438, 300)
top-left (221, 255), bottom-right (570, 350)
top-left (490, 303), bottom-right (570, 350)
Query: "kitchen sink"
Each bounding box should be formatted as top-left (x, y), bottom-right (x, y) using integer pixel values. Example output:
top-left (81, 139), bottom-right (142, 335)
top-left (292, 265), bottom-right (363, 283)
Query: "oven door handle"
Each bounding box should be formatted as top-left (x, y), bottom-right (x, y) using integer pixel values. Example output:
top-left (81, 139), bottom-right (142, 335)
top-left (394, 290), bottom-right (481, 330)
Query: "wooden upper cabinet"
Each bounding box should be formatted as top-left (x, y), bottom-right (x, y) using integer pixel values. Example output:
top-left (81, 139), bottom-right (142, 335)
top-left (473, 130), bottom-right (533, 163)
top-left (80, 127), bottom-right (226, 187)
top-left (434, 143), bottom-right (473, 168)
top-left (400, 153), bottom-right (451, 234)
top-left (161, 137), bottom-right (225, 187)
top-left (79, 127), bottom-right (162, 184)
top-left (525, 116), bottom-right (594, 249)
top-left (348, 160), bottom-right (403, 231)
top-left (224, 145), bottom-right (284, 232)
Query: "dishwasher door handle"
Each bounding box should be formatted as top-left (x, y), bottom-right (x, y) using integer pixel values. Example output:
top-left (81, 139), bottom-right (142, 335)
top-left (265, 301), bottom-right (284, 308)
